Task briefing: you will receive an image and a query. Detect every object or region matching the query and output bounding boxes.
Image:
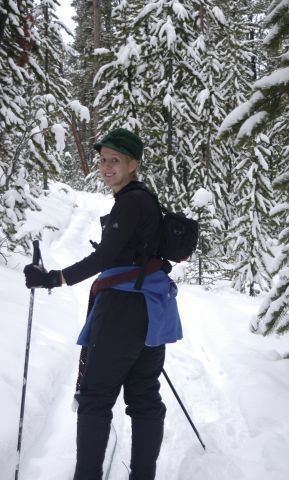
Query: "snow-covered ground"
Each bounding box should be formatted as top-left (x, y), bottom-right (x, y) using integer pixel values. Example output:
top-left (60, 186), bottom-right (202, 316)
top-left (1, 183), bottom-right (289, 480)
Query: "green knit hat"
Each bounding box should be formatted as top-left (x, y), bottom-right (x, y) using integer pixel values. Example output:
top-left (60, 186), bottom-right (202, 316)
top-left (94, 128), bottom-right (143, 161)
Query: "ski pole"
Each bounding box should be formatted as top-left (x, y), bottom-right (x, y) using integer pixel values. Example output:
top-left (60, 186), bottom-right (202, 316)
top-left (15, 240), bottom-right (41, 480)
top-left (162, 368), bottom-right (206, 450)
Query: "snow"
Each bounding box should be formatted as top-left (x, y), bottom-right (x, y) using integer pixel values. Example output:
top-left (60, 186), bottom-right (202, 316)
top-left (264, 0), bottom-right (289, 26)
top-left (116, 36), bottom-right (140, 67)
top-left (172, 2), bottom-right (189, 21)
top-left (211, 6), bottom-right (227, 26)
top-left (258, 133), bottom-right (270, 144)
top-left (8, 0), bottom-right (20, 16)
top-left (56, 0), bottom-right (76, 43)
top-left (44, 93), bottom-right (57, 105)
top-left (36, 108), bottom-right (49, 130)
top-left (69, 100), bottom-right (90, 123)
top-left (1, 183), bottom-right (289, 480)
top-left (254, 67), bottom-right (289, 89)
top-left (94, 47), bottom-right (110, 56)
top-left (280, 51), bottom-right (289, 63)
top-left (28, 57), bottom-right (45, 79)
top-left (158, 16), bottom-right (177, 50)
top-left (30, 126), bottom-right (46, 150)
top-left (218, 91), bottom-right (264, 137)
top-left (51, 123), bottom-right (66, 153)
top-left (263, 24), bottom-right (281, 46)
top-left (270, 203), bottom-right (289, 217)
top-left (236, 111), bottom-right (269, 141)
top-left (136, 3), bottom-right (159, 22)
top-left (193, 188), bottom-right (213, 208)
top-left (196, 88), bottom-right (210, 114)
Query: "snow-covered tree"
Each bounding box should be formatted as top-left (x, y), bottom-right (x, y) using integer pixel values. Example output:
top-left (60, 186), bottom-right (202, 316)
top-left (219, 0), bottom-right (289, 324)
top-left (137, 0), bottom-right (203, 209)
top-left (90, 0), bottom-right (271, 286)
top-left (26, 0), bottom-right (74, 186)
top-left (86, 0), bottom-right (147, 189)
top-left (227, 135), bottom-right (275, 295)
top-left (70, 0), bottom-right (130, 189)
top-left (91, 0), bottom-right (205, 208)
top-left (0, 0), bottom-right (88, 252)
top-left (187, 187), bottom-right (223, 285)
top-left (69, 0), bottom-right (95, 179)
top-left (0, 0), bottom-right (41, 251)
top-left (212, 0), bottom-right (260, 225)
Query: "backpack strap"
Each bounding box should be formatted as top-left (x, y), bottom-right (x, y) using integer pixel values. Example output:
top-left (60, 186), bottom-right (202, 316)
top-left (134, 263), bottom-right (147, 290)
top-left (117, 182), bottom-right (164, 289)
top-left (134, 241), bottom-right (151, 290)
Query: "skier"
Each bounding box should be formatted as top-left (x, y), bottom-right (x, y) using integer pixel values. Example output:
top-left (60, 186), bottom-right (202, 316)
top-left (24, 128), bottom-right (182, 480)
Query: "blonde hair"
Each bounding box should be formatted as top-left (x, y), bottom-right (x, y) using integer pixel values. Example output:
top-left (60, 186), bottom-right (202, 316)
top-left (125, 154), bottom-right (139, 181)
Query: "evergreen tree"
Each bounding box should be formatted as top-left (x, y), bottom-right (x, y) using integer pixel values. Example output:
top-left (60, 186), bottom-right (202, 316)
top-left (91, 0), bottom-right (205, 205)
top-left (87, 0), bottom-right (146, 190)
top-left (185, 187), bottom-right (222, 285)
top-left (212, 0), bottom-right (259, 227)
top-left (0, 0), bottom-right (87, 252)
top-left (219, 0), bottom-right (289, 325)
top-left (89, 0), bottom-right (269, 288)
top-left (69, 0), bottom-right (120, 188)
top-left (0, 0), bottom-right (41, 251)
top-left (138, 0), bottom-right (203, 209)
top-left (228, 135), bottom-right (275, 295)
top-left (27, 0), bottom-right (73, 186)
top-left (70, 0), bottom-right (95, 179)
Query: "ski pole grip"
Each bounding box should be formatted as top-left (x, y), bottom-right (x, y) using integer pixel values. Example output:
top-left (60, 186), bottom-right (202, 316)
top-left (32, 240), bottom-right (41, 266)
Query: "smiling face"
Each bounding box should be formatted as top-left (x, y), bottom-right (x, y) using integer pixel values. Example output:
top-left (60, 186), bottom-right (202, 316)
top-left (99, 146), bottom-right (138, 194)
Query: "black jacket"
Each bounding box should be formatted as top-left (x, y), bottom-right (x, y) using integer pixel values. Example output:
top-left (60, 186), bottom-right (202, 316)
top-left (62, 182), bottom-right (161, 286)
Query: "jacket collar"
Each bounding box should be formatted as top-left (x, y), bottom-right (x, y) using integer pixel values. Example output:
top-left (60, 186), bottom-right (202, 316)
top-left (114, 181), bottom-right (148, 199)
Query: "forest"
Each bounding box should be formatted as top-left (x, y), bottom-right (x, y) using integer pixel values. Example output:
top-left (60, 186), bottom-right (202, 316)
top-left (0, 0), bottom-right (289, 336)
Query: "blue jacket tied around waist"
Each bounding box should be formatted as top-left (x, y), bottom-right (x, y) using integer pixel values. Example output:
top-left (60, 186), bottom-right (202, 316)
top-left (77, 266), bottom-right (183, 347)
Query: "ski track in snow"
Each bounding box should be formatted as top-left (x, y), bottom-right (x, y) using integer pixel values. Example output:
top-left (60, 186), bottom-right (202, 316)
top-left (3, 187), bottom-right (289, 480)
top-left (18, 191), bottom-right (114, 480)
top-left (164, 288), bottom-right (253, 480)
top-left (163, 286), bottom-right (289, 480)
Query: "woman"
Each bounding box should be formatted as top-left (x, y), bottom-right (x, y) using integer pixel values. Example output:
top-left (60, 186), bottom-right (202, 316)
top-left (24, 128), bottom-right (182, 480)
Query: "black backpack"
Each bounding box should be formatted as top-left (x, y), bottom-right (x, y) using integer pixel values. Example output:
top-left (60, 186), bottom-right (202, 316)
top-left (156, 202), bottom-right (199, 262)
top-left (151, 195), bottom-right (199, 263)
top-left (127, 182), bottom-right (199, 263)
top-left (91, 183), bottom-right (199, 263)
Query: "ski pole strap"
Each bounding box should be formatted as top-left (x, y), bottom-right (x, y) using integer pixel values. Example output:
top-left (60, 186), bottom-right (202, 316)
top-left (32, 240), bottom-right (41, 266)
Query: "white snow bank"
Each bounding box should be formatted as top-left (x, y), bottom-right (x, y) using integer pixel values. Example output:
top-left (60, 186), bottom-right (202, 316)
top-left (0, 183), bottom-right (113, 479)
top-left (0, 264), bottom-right (79, 480)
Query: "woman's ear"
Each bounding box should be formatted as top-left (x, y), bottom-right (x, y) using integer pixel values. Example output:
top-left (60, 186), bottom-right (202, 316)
top-left (128, 159), bottom-right (138, 174)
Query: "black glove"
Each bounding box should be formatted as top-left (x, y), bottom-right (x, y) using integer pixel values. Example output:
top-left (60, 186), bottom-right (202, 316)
top-left (24, 264), bottom-right (62, 289)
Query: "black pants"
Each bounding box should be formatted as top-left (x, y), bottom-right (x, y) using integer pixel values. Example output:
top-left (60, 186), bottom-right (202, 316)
top-left (73, 289), bottom-right (166, 480)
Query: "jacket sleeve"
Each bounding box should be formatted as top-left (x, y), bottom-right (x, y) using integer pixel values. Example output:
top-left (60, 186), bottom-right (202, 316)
top-left (62, 194), bottom-right (142, 285)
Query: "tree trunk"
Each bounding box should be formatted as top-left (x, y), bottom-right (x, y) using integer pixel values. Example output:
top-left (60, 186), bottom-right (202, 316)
top-left (167, 57), bottom-right (173, 188)
top-left (43, 3), bottom-right (49, 190)
top-left (198, 213), bottom-right (202, 285)
top-left (71, 118), bottom-right (90, 176)
top-left (102, 0), bottom-right (112, 47)
top-left (43, 172), bottom-right (48, 190)
top-left (249, 17), bottom-right (257, 81)
top-left (93, 0), bottom-right (101, 135)
top-left (0, 0), bottom-right (9, 45)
